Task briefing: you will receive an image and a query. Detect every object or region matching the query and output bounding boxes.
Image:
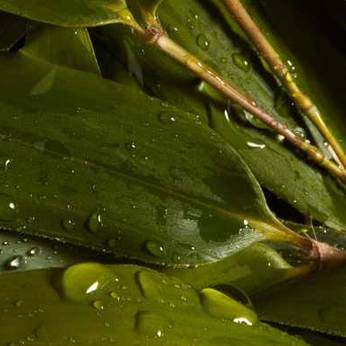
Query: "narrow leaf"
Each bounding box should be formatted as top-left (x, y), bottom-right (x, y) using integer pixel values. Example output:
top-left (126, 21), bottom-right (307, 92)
top-left (255, 264), bottom-right (346, 337)
top-left (0, 52), bottom-right (301, 266)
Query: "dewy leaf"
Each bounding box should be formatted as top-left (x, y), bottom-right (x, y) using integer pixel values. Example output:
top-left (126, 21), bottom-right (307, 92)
top-left (0, 230), bottom-right (108, 272)
top-left (23, 24), bottom-right (100, 74)
top-left (255, 264), bottom-right (346, 338)
top-left (165, 243), bottom-right (304, 296)
top-left (0, 11), bottom-right (27, 52)
top-left (0, 51), bottom-right (305, 266)
top-left (0, 0), bottom-right (135, 27)
top-left (94, 0), bottom-right (346, 230)
top-left (0, 263), bottom-right (308, 345)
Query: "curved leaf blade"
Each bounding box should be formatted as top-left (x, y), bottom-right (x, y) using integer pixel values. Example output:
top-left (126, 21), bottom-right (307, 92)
top-left (255, 264), bottom-right (346, 337)
top-left (0, 51), bottom-right (297, 266)
top-left (0, 0), bottom-right (132, 27)
top-left (0, 263), bottom-right (307, 345)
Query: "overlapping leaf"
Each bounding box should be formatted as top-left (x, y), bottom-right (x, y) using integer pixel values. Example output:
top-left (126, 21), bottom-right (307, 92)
top-left (0, 49), bottom-right (301, 266)
top-left (94, 0), bottom-right (346, 231)
top-left (255, 264), bottom-right (346, 338)
top-left (0, 263), bottom-right (307, 345)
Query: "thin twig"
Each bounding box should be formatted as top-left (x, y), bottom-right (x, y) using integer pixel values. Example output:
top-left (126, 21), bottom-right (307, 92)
top-left (223, 0), bottom-right (346, 170)
top-left (135, 26), bottom-right (346, 186)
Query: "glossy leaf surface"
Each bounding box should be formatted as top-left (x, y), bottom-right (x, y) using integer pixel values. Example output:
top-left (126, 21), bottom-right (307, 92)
top-left (0, 263), bottom-right (307, 345)
top-left (0, 0), bottom-right (132, 27)
top-left (255, 264), bottom-right (346, 337)
top-left (95, 0), bottom-right (346, 230)
top-left (0, 51), bottom-right (297, 266)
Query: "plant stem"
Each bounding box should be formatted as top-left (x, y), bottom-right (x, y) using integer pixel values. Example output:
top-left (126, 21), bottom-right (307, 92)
top-left (223, 0), bottom-right (346, 170)
top-left (135, 27), bottom-right (346, 186)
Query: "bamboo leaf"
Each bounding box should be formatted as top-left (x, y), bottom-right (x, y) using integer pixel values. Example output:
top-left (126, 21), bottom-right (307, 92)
top-left (0, 0), bottom-right (134, 27)
top-left (0, 263), bottom-right (308, 345)
top-left (0, 51), bottom-right (303, 266)
top-left (0, 230), bottom-right (108, 272)
top-left (255, 264), bottom-right (346, 338)
top-left (94, 0), bottom-right (346, 230)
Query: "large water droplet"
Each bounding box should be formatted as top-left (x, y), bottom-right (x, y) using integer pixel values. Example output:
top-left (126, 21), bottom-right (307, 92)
top-left (6, 255), bottom-right (27, 270)
top-left (62, 263), bottom-right (114, 302)
top-left (199, 288), bottom-right (257, 325)
top-left (196, 34), bottom-right (210, 50)
top-left (145, 240), bottom-right (166, 258)
top-left (232, 53), bottom-right (251, 72)
top-left (246, 141), bottom-right (266, 150)
top-left (135, 311), bottom-right (169, 338)
top-left (137, 270), bottom-right (161, 299)
top-left (87, 211), bottom-right (103, 233)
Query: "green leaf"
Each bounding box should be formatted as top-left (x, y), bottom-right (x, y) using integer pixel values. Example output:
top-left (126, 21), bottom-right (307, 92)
top-left (0, 263), bottom-right (308, 345)
top-left (0, 230), bottom-right (108, 272)
top-left (165, 243), bottom-right (301, 296)
top-left (0, 0), bottom-right (134, 27)
top-left (0, 51), bottom-right (300, 266)
top-left (127, 0), bottom-right (164, 25)
top-left (22, 24), bottom-right (100, 74)
top-left (0, 11), bottom-right (27, 51)
top-left (94, 0), bottom-right (346, 230)
top-left (255, 264), bottom-right (346, 337)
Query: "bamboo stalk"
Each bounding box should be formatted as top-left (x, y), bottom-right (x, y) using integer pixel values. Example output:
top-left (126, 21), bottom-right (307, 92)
top-left (223, 0), bottom-right (346, 170)
top-left (136, 26), bottom-right (346, 185)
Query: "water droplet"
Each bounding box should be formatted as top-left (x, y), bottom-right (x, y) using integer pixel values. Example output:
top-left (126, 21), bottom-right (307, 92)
top-left (137, 270), bottom-right (161, 299)
top-left (196, 34), bottom-right (210, 50)
top-left (199, 288), bottom-right (257, 325)
top-left (126, 141), bottom-right (136, 151)
top-left (293, 126), bottom-right (307, 140)
top-left (158, 112), bottom-right (176, 125)
top-left (87, 211), bottom-right (103, 233)
top-left (167, 25), bottom-right (179, 34)
top-left (92, 300), bottom-right (104, 311)
top-left (220, 57), bottom-right (228, 64)
top-left (27, 247), bottom-right (41, 257)
top-left (246, 142), bottom-right (266, 150)
top-left (109, 291), bottom-right (121, 301)
top-left (6, 255), bottom-right (27, 270)
top-left (0, 194), bottom-right (17, 221)
top-left (135, 311), bottom-right (169, 338)
top-left (62, 218), bottom-right (76, 231)
top-left (232, 53), bottom-right (251, 72)
top-left (62, 263), bottom-right (114, 302)
top-left (145, 240), bottom-right (166, 258)
top-left (15, 300), bottom-right (23, 307)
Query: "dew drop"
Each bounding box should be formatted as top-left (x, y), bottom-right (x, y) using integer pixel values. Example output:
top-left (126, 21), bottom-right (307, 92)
top-left (293, 126), bottom-right (307, 140)
top-left (135, 311), bottom-right (169, 338)
top-left (232, 53), bottom-right (251, 72)
top-left (0, 194), bottom-right (17, 221)
top-left (6, 255), bottom-right (27, 270)
top-left (158, 112), bottom-right (176, 124)
top-left (62, 263), bottom-right (114, 302)
top-left (27, 247), bottom-right (41, 257)
top-left (62, 218), bottom-right (76, 231)
top-left (145, 240), bottom-right (166, 258)
top-left (199, 288), bottom-right (257, 325)
top-left (126, 141), bottom-right (137, 151)
top-left (87, 211), bottom-right (103, 233)
top-left (137, 270), bottom-right (161, 299)
top-left (196, 33), bottom-right (210, 50)
top-left (246, 142), bottom-right (266, 150)
top-left (92, 300), bottom-right (104, 311)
